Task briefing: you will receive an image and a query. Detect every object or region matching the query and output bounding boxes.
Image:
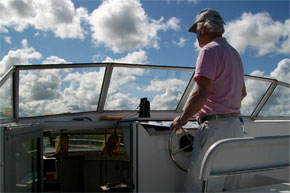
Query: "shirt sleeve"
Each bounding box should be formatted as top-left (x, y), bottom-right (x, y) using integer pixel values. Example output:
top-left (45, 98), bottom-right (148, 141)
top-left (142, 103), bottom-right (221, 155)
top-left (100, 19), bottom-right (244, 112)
top-left (194, 48), bottom-right (217, 81)
top-left (194, 75), bottom-right (202, 82)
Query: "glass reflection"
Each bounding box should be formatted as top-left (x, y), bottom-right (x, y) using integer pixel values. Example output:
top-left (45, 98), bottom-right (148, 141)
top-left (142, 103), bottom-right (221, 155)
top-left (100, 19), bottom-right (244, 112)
top-left (15, 139), bottom-right (38, 192)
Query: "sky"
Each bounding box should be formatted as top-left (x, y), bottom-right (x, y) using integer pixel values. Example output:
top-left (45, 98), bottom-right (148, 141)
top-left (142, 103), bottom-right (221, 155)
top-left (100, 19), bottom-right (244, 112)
top-left (0, 0), bottom-right (289, 117)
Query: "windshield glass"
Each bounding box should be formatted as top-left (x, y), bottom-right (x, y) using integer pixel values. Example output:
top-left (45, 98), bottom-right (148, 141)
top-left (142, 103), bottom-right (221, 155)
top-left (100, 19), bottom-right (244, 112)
top-left (258, 84), bottom-right (290, 117)
top-left (19, 67), bottom-right (105, 117)
top-left (240, 77), bottom-right (271, 116)
top-left (1, 64), bottom-right (289, 119)
top-left (105, 67), bottom-right (193, 110)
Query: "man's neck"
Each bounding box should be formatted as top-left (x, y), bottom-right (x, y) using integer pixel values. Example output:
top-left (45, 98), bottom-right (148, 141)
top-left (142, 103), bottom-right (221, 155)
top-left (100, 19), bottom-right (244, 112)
top-left (207, 33), bottom-right (222, 42)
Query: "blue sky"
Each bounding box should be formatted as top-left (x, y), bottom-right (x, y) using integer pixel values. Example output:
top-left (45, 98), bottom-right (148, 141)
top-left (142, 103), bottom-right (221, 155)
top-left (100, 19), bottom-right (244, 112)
top-left (0, 0), bottom-right (289, 117)
top-left (1, 0), bottom-right (289, 77)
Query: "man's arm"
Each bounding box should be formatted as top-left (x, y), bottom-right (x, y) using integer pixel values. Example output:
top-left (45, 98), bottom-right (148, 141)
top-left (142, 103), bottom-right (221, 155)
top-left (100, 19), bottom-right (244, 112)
top-left (171, 76), bottom-right (212, 129)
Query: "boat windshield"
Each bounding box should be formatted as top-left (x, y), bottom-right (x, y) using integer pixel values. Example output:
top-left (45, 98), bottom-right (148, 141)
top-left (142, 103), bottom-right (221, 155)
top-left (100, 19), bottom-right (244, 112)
top-left (0, 63), bottom-right (289, 120)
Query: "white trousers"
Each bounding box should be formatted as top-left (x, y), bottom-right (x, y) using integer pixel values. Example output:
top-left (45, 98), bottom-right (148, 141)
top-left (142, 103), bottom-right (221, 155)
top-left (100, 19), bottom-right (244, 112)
top-left (184, 117), bottom-right (244, 192)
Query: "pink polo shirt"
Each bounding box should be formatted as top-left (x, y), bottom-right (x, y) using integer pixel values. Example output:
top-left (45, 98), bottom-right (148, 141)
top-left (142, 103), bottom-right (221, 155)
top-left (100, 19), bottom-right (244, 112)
top-left (194, 37), bottom-right (244, 120)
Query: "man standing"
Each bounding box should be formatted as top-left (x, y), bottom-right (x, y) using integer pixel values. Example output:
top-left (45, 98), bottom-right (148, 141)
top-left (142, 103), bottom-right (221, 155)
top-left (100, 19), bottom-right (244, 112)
top-left (170, 8), bottom-right (247, 192)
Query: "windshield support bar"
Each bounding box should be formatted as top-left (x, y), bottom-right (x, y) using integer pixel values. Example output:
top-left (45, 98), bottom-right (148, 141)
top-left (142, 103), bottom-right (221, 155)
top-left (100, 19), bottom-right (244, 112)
top-left (250, 80), bottom-right (278, 119)
top-left (0, 67), bottom-right (15, 88)
top-left (13, 68), bottom-right (20, 120)
top-left (176, 72), bottom-right (195, 113)
top-left (97, 64), bottom-right (113, 112)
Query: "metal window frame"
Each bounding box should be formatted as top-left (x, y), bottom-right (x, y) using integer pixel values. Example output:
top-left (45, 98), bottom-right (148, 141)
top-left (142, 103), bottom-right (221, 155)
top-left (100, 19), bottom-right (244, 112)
top-left (13, 68), bottom-right (20, 120)
top-left (97, 64), bottom-right (113, 112)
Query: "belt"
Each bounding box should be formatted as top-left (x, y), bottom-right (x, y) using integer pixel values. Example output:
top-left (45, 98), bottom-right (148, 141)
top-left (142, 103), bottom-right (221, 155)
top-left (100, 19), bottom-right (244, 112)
top-left (199, 113), bottom-right (239, 124)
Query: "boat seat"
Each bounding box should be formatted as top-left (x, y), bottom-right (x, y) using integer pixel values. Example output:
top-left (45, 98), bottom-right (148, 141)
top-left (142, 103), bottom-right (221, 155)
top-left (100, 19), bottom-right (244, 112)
top-left (199, 135), bottom-right (290, 193)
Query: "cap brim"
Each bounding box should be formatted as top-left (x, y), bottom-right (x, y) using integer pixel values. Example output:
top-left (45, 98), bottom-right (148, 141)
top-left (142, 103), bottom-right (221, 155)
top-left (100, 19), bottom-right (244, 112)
top-left (188, 23), bottom-right (197, 33)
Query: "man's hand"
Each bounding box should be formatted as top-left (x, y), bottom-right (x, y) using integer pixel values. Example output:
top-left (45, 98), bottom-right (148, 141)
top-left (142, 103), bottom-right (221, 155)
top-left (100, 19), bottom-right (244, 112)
top-left (170, 76), bottom-right (211, 131)
top-left (170, 116), bottom-right (184, 131)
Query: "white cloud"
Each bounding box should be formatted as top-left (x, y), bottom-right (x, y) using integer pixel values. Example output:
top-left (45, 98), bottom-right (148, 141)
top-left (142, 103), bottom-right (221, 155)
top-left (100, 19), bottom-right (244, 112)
top-left (4, 36), bottom-right (11, 44)
top-left (151, 87), bottom-right (184, 110)
top-left (166, 17), bottom-right (181, 31)
top-left (0, 0), bottom-right (89, 39)
top-left (0, 39), bottom-right (42, 76)
top-left (0, 0), bottom-right (35, 32)
top-left (144, 78), bottom-right (185, 92)
top-left (105, 93), bottom-right (139, 110)
top-left (89, 0), bottom-right (180, 53)
top-left (103, 50), bottom-right (148, 64)
top-left (224, 12), bottom-right (289, 56)
top-left (270, 58), bottom-right (290, 84)
top-left (177, 37), bottom-right (187, 48)
top-left (20, 69), bottom-right (63, 102)
top-left (42, 56), bottom-right (71, 64)
top-left (147, 78), bottom-right (186, 110)
top-left (92, 54), bottom-right (104, 63)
